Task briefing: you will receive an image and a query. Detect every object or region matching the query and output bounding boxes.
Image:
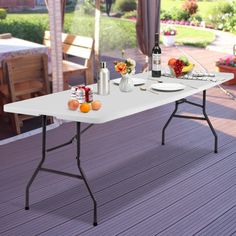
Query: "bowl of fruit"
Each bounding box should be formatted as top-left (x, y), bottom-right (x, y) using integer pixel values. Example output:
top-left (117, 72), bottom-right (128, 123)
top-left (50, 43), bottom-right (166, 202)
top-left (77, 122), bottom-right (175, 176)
top-left (168, 56), bottom-right (194, 78)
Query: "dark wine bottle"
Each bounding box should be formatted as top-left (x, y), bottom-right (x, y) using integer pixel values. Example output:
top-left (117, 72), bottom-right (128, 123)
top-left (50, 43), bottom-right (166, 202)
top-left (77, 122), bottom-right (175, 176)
top-left (152, 33), bottom-right (161, 77)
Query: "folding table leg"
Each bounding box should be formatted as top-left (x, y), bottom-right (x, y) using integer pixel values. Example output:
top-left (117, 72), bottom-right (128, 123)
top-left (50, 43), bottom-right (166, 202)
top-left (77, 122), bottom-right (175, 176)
top-left (24, 117), bottom-right (97, 226)
top-left (161, 90), bottom-right (218, 153)
top-left (76, 122), bottom-right (98, 226)
top-left (162, 101), bottom-right (179, 145)
top-left (25, 115), bottom-right (47, 210)
top-left (202, 90), bottom-right (218, 153)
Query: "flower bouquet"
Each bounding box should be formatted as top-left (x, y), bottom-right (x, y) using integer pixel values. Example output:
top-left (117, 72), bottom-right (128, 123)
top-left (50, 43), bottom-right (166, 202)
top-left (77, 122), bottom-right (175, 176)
top-left (114, 58), bottom-right (136, 92)
top-left (114, 58), bottom-right (136, 75)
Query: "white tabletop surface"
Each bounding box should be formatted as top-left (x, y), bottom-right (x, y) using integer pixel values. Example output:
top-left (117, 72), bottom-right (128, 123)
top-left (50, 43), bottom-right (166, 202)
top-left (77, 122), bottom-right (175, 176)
top-left (4, 71), bottom-right (233, 124)
top-left (0, 37), bottom-right (48, 66)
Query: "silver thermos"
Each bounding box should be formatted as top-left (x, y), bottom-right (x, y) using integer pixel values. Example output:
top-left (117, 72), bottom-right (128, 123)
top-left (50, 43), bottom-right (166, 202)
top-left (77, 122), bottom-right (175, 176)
top-left (98, 61), bottom-right (110, 95)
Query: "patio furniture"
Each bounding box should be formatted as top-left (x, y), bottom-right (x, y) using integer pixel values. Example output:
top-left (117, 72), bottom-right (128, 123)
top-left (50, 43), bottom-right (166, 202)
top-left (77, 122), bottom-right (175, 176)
top-left (44, 31), bottom-right (95, 90)
top-left (4, 71), bottom-right (233, 226)
top-left (0, 33), bottom-right (12, 39)
top-left (0, 37), bottom-right (48, 93)
top-left (2, 53), bottom-right (50, 134)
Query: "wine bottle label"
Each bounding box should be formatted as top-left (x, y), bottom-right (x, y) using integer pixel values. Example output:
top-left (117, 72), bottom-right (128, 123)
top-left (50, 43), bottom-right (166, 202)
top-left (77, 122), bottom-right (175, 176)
top-left (152, 54), bottom-right (161, 71)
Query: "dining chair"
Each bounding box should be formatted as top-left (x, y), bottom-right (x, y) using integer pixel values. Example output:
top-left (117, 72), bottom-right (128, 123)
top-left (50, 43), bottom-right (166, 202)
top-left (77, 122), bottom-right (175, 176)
top-left (1, 53), bottom-right (50, 134)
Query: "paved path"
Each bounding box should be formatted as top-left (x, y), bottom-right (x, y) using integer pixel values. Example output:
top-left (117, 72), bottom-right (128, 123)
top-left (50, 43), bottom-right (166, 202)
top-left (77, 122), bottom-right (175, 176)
top-left (207, 29), bottom-right (236, 54)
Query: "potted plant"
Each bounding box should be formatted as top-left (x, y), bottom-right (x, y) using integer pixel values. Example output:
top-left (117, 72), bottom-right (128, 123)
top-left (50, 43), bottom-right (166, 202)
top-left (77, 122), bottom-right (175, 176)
top-left (162, 26), bottom-right (177, 47)
top-left (216, 54), bottom-right (236, 85)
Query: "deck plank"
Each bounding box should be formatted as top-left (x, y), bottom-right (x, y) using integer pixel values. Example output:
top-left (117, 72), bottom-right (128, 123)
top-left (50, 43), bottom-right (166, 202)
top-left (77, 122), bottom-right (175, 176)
top-left (194, 205), bottom-right (236, 236)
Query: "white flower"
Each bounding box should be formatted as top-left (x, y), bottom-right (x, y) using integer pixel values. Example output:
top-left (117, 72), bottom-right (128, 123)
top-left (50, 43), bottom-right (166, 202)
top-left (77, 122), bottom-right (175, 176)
top-left (126, 58), bottom-right (136, 69)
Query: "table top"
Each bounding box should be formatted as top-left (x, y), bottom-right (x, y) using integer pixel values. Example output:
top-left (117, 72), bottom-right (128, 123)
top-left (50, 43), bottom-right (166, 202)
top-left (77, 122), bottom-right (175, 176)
top-left (0, 37), bottom-right (48, 66)
top-left (0, 37), bottom-right (46, 53)
top-left (4, 71), bottom-right (233, 124)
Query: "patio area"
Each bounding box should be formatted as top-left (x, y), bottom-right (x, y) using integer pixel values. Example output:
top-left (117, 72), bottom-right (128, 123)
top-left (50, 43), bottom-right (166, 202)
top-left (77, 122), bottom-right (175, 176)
top-left (1, 1), bottom-right (236, 235)
top-left (0, 81), bottom-right (236, 235)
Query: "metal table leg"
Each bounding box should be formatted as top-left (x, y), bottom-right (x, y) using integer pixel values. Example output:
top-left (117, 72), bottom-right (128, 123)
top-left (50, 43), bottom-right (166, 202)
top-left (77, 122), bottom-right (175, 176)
top-left (25, 115), bottom-right (47, 210)
top-left (24, 116), bottom-right (98, 226)
top-left (161, 90), bottom-right (218, 153)
top-left (76, 122), bottom-right (98, 226)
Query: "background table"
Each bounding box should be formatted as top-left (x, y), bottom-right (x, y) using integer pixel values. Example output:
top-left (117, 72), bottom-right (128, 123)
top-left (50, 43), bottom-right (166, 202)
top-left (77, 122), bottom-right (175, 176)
top-left (0, 37), bottom-right (48, 83)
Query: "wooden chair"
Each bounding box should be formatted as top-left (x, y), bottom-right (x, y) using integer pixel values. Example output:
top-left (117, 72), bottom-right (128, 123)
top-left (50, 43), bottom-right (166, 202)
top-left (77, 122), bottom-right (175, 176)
top-left (1, 53), bottom-right (50, 134)
top-left (44, 31), bottom-right (95, 90)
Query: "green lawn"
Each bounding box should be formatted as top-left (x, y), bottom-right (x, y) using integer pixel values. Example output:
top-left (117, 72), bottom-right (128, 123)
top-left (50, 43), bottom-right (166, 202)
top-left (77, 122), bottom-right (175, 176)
top-left (165, 25), bottom-right (215, 47)
top-left (161, 0), bottom-right (219, 19)
top-left (0, 12), bottom-right (215, 52)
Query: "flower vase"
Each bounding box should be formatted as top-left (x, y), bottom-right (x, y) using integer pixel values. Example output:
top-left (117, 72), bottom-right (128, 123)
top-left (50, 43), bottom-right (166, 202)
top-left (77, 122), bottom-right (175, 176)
top-left (163, 35), bottom-right (175, 47)
top-left (119, 73), bottom-right (134, 92)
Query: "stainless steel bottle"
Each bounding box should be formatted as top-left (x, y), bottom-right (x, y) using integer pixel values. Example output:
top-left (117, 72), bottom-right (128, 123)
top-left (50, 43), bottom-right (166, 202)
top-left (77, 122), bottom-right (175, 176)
top-left (98, 61), bottom-right (110, 95)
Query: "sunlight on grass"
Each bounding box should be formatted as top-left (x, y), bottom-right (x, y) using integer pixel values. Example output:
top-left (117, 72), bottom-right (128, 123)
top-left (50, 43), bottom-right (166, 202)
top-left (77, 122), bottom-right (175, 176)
top-left (161, 0), bottom-right (220, 18)
top-left (174, 26), bottom-right (215, 47)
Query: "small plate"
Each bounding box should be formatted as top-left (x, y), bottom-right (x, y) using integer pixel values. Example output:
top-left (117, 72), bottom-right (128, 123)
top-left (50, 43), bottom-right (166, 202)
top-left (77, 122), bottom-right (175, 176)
top-left (113, 78), bottom-right (146, 86)
top-left (151, 83), bottom-right (186, 92)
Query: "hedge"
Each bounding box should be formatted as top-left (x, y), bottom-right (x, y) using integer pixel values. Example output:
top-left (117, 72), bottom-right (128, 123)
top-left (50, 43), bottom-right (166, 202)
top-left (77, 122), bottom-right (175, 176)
top-left (0, 14), bottom-right (49, 43)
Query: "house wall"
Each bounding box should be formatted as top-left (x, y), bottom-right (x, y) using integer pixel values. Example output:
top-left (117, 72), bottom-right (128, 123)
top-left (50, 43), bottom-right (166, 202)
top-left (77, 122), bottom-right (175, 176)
top-left (36, 0), bottom-right (46, 6)
top-left (0, 0), bottom-right (35, 9)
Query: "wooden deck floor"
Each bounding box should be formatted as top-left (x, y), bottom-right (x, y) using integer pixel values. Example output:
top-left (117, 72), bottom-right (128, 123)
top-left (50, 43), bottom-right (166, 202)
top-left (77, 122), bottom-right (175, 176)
top-left (0, 86), bottom-right (236, 235)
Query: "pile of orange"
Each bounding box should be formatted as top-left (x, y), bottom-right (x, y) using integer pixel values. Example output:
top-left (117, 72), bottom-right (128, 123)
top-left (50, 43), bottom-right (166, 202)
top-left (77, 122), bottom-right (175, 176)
top-left (68, 100), bottom-right (102, 113)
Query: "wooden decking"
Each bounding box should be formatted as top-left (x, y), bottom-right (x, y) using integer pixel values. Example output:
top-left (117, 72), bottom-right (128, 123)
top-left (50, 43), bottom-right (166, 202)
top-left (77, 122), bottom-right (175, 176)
top-left (0, 85), bottom-right (236, 235)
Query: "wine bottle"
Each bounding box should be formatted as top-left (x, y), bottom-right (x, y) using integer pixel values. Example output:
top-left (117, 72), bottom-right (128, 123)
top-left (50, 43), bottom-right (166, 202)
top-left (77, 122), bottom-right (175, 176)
top-left (152, 33), bottom-right (161, 77)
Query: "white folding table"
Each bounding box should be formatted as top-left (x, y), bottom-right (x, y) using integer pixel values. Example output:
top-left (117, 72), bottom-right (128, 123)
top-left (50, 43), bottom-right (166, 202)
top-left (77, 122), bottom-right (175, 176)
top-left (4, 71), bottom-right (233, 226)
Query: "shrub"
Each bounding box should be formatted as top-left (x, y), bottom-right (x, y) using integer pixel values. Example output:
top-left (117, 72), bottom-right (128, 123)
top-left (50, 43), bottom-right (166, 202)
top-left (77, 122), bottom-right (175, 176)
top-left (171, 7), bottom-right (190, 21)
top-left (0, 15), bottom-right (49, 43)
top-left (182, 0), bottom-right (198, 16)
top-left (207, 1), bottom-right (236, 31)
top-left (160, 10), bottom-right (172, 20)
top-left (218, 2), bottom-right (234, 14)
top-left (221, 13), bottom-right (236, 32)
top-left (193, 14), bottom-right (203, 22)
top-left (122, 10), bottom-right (137, 19)
top-left (0, 8), bottom-right (7, 20)
top-left (78, 0), bottom-right (95, 15)
top-left (189, 14), bottom-right (203, 23)
top-left (115, 0), bottom-right (137, 13)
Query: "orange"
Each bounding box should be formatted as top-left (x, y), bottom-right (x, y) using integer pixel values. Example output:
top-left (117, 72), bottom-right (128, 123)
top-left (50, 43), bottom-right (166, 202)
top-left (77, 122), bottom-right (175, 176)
top-left (80, 103), bottom-right (91, 113)
top-left (91, 100), bottom-right (102, 111)
top-left (68, 99), bottom-right (80, 111)
top-left (168, 58), bottom-right (177, 67)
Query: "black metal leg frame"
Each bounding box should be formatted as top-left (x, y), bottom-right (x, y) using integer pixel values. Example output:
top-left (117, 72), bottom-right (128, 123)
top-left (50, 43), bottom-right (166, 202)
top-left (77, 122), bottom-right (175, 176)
top-left (162, 90), bottom-right (218, 153)
top-left (25, 116), bottom-right (97, 226)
